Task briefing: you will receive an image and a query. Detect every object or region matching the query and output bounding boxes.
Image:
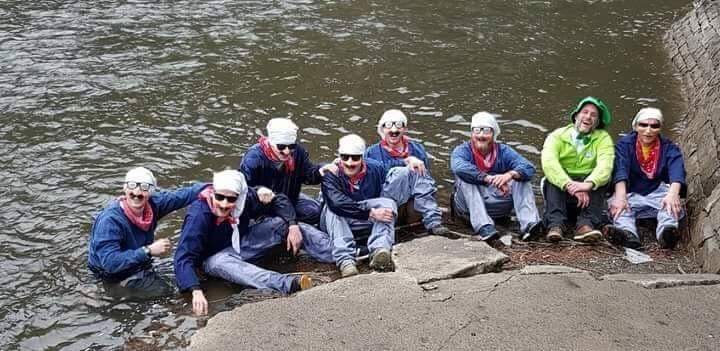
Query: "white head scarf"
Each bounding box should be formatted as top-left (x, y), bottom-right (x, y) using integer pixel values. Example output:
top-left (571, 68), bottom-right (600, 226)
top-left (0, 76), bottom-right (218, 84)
top-left (377, 109), bottom-right (408, 137)
top-left (338, 134), bottom-right (366, 155)
top-left (470, 112), bottom-right (501, 142)
top-left (124, 167), bottom-right (157, 191)
top-left (632, 107), bottom-right (663, 128)
top-left (213, 170), bottom-right (248, 253)
top-left (266, 118), bottom-right (298, 145)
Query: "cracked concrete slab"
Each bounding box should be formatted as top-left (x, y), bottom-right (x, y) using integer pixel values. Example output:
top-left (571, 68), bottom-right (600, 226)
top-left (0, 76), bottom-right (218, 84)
top-left (392, 235), bottom-right (509, 283)
top-left (520, 265), bottom-right (588, 275)
top-left (600, 273), bottom-right (720, 289)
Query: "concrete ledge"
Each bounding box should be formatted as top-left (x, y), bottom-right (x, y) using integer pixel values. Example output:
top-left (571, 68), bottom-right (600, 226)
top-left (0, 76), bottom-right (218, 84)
top-left (600, 273), bottom-right (720, 289)
top-left (393, 236), bottom-right (509, 284)
top-left (520, 265), bottom-right (588, 275)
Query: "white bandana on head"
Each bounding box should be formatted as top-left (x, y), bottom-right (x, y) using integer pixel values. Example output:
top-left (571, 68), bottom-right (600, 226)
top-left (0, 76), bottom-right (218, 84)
top-left (338, 134), bottom-right (366, 155)
top-left (470, 112), bottom-right (501, 142)
top-left (376, 109), bottom-right (408, 137)
top-left (266, 118), bottom-right (298, 145)
top-left (632, 107), bottom-right (663, 128)
top-left (213, 170), bottom-right (248, 253)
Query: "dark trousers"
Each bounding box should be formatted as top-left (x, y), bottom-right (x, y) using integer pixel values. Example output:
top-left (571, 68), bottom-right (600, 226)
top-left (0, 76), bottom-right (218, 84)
top-left (543, 179), bottom-right (606, 230)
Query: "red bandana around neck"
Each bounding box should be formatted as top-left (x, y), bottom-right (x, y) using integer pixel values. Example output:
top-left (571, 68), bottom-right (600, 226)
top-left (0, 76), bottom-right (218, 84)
top-left (337, 160), bottom-right (367, 193)
top-left (199, 187), bottom-right (238, 226)
top-left (119, 196), bottom-right (154, 232)
top-left (470, 141), bottom-right (498, 173)
top-left (380, 136), bottom-right (410, 159)
top-left (259, 136), bottom-right (296, 174)
top-left (635, 136), bottom-right (660, 179)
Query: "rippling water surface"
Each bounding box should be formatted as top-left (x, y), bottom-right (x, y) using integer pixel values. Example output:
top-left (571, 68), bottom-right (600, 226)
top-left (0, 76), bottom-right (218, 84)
top-left (0, 0), bottom-right (691, 349)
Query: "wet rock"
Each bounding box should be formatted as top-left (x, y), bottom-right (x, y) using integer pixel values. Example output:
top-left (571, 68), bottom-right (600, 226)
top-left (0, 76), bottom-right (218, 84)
top-left (600, 273), bottom-right (720, 289)
top-left (520, 265), bottom-right (588, 275)
top-left (393, 236), bottom-right (509, 284)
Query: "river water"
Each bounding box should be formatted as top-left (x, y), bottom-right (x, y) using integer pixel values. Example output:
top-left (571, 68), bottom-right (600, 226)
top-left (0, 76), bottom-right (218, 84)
top-left (0, 0), bottom-right (691, 349)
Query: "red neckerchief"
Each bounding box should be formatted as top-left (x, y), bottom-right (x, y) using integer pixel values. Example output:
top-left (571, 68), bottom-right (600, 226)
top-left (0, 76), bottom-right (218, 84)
top-left (636, 136), bottom-right (660, 179)
top-left (471, 142), bottom-right (498, 173)
top-left (380, 136), bottom-right (410, 159)
top-left (338, 160), bottom-right (367, 193)
top-left (119, 196), bottom-right (154, 231)
top-left (199, 187), bottom-right (238, 225)
top-left (258, 136), bottom-right (295, 174)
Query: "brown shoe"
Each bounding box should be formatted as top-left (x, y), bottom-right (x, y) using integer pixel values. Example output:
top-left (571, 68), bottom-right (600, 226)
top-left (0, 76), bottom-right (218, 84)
top-left (573, 225), bottom-right (602, 243)
top-left (546, 226), bottom-right (563, 242)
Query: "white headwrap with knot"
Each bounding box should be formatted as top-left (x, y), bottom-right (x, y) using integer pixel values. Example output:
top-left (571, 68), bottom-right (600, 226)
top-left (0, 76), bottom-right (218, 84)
top-left (377, 109), bottom-right (408, 137)
top-left (213, 170), bottom-right (248, 253)
top-left (632, 107), bottom-right (663, 128)
top-left (338, 134), bottom-right (366, 155)
top-left (266, 118), bottom-right (299, 145)
top-left (471, 112), bottom-right (501, 142)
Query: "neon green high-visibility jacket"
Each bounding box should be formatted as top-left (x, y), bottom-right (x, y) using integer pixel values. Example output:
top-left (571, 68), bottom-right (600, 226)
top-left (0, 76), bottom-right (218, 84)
top-left (541, 124), bottom-right (615, 190)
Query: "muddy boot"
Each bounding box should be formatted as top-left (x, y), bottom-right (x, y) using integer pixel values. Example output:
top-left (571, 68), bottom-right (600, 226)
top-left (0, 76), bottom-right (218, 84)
top-left (522, 221), bottom-right (544, 241)
top-left (546, 226), bottom-right (563, 243)
top-left (658, 226), bottom-right (679, 250)
top-left (573, 224), bottom-right (602, 243)
top-left (605, 225), bottom-right (641, 249)
top-left (369, 248), bottom-right (394, 272)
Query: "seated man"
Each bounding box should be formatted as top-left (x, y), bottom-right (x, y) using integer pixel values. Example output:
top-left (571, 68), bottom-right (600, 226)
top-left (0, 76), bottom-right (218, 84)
top-left (365, 109), bottom-right (448, 236)
top-left (239, 118), bottom-right (335, 225)
top-left (174, 170), bottom-right (333, 315)
top-left (541, 96), bottom-right (615, 243)
top-left (607, 107), bottom-right (686, 249)
top-left (450, 112), bottom-right (542, 241)
top-left (321, 134), bottom-right (397, 278)
top-left (87, 167), bottom-right (207, 298)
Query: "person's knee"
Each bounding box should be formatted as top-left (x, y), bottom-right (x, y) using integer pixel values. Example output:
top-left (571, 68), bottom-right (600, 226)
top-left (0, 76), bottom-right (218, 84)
top-left (376, 197), bottom-right (398, 212)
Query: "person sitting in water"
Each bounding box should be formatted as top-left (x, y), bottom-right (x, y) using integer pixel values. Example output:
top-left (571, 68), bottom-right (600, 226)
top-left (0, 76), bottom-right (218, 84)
top-left (321, 134), bottom-right (397, 278)
top-left (87, 167), bottom-right (207, 298)
top-left (365, 109), bottom-right (449, 236)
top-left (606, 107), bottom-right (686, 249)
top-left (174, 170), bottom-right (333, 315)
top-left (541, 96), bottom-right (615, 243)
top-left (450, 112), bottom-right (542, 241)
top-left (239, 118), bottom-right (336, 225)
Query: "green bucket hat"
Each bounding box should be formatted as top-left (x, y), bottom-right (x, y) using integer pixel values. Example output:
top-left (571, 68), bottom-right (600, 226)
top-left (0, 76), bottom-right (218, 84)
top-left (570, 96), bottom-right (612, 129)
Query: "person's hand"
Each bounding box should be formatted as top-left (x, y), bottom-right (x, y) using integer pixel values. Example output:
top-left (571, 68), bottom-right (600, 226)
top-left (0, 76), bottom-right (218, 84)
top-left (497, 183), bottom-right (511, 197)
top-left (490, 172), bottom-right (513, 189)
top-left (404, 156), bottom-right (426, 176)
top-left (574, 191), bottom-right (590, 209)
top-left (192, 289), bottom-right (208, 316)
top-left (661, 192), bottom-right (682, 219)
top-left (148, 238), bottom-right (171, 256)
top-left (566, 181), bottom-right (593, 195)
top-left (257, 187), bottom-right (274, 204)
top-left (286, 224), bottom-right (303, 255)
top-left (369, 208), bottom-right (394, 223)
top-left (319, 163), bottom-right (339, 176)
top-left (609, 196), bottom-right (629, 220)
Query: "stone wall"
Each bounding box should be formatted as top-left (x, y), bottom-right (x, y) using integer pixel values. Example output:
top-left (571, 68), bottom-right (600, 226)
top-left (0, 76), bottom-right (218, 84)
top-left (665, 0), bottom-right (720, 273)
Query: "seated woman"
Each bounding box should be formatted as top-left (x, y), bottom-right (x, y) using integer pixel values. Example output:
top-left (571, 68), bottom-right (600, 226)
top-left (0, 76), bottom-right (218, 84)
top-left (607, 107), bottom-right (686, 249)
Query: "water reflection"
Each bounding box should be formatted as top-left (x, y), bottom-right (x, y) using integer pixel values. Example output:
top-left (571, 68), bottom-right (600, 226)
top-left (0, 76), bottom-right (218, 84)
top-left (0, 0), bottom-right (690, 349)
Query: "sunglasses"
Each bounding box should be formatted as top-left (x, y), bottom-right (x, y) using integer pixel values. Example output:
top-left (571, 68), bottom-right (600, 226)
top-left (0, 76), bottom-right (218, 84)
top-left (275, 143), bottom-right (297, 151)
top-left (382, 121), bottom-right (406, 129)
top-left (637, 122), bottom-right (661, 129)
top-left (471, 127), bottom-right (493, 135)
top-left (213, 193), bottom-right (239, 203)
top-left (340, 154), bottom-right (362, 162)
top-left (126, 182), bottom-right (154, 192)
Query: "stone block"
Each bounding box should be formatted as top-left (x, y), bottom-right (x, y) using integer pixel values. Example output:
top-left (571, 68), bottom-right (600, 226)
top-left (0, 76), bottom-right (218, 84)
top-left (393, 236), bottom-right (509, 284)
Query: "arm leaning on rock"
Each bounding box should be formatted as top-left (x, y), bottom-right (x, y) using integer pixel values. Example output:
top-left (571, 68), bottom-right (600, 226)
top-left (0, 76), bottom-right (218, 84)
top-left (541, 129), bottom-right (572, 189)
top-left (153, 182), bottom-right (209, 219)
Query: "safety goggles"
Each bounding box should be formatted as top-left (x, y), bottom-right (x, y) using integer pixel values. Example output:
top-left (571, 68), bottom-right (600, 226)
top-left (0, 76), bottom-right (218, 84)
top-left (213, 193), bottom-right (239, 203)
top-left (340, 154), bottom-right (362, 162)
top-left (126, 182), bottom-right (154, 192)
top-left (381, 121), bottom-right (406, 129)
top-left (637, 122), bottom-right (661, 129)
